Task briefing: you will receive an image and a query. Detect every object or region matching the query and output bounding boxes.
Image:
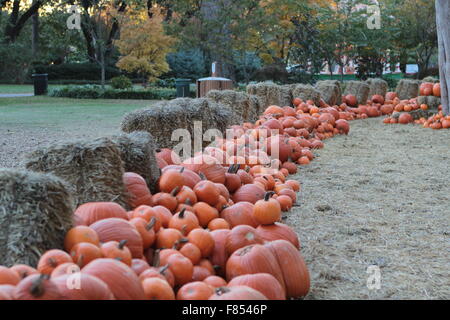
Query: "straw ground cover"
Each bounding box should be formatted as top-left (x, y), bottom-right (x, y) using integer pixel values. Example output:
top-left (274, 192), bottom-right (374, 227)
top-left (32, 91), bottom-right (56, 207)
top-left (289, 118), bottom-right (450, 300)
top-left (0, 97), bottom-right (157, 169)
top-left (1, 96), bottom-right (449, 299)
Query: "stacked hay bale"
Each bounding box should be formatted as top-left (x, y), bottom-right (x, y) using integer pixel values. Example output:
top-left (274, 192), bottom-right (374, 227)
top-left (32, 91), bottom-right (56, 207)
top-left (25, 137), bottom-right (128, 209)
top-left (110, 131), bottom-right (160, 194)
top-left (206, 90), bottom-right (263, 123)
top-left (315, 80), bottom-right (342, 105)
top-left (279, 84), bottom-right (295, 107)
top-left (366, 78), bottom-right (388, 98)
top-left (120, 98), bottom-right (235, 150)
top-left (0, 169), bottom-right (74, 267)
top-left (395, 79), bottom-right (420, 100)
top-left (292, 84), bottom-right (322, 106)
top-left (343, 81), bottom-right (370, 105)
top-left (417, 96), bottom-right (441, 110)
top-left (247, 82), bottom-right (285, 108)
top-left (392, 109), bottom-right (433, 121)
top-left (422, 76), bottom-right (439, 83)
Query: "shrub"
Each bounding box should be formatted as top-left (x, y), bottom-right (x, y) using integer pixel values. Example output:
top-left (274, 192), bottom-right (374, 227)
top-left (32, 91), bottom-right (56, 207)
top-left (166, 49), bottom-right (207, 80)
top-left (49, 85), bottom-right (176, 100)
top-left (111, 76), bottom-right (133, 90)
top-left (33, 63), bottom-right (122, 81)
top-left (0, 41), bottom-right (33, 84)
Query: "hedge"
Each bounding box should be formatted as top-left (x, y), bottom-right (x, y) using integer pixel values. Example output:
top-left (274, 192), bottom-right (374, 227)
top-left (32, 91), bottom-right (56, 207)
top-left (49, 85), bottom-right (177, 100)
top-left (33, 63), bottom-right (122, 81)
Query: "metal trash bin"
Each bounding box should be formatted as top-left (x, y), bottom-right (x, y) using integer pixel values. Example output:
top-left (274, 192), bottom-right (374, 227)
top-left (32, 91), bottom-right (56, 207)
top-left (32, 73), bottom-right (48, 95)
top-left (175, 79), bottom-right (191, 98)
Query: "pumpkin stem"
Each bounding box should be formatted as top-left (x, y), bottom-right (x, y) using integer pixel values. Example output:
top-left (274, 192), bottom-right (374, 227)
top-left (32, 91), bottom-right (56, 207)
top-left (180, 167), bottom-right (185, 173)
top-left (156, 148), bottom-right (162, 153)
top-left (30, 274), bottom-right (48, 298)
top-left (215, 287), bottom-right (230, 296)
top-left (227, 164), bottom-right (236, 174)
top-left (159, 264), bottom-right (169, 275)
top-left (198, 172), bottom-right (207, 180)
top-left (118, 239), bottom-right (128, 250)
top-left (184, 198), bottom-right (192, 206)
top-left (146, 217), bottom-right (156, 231)
top-left (264, 191), bottom-right (275, 201)
top-left (171, 186), bottom-right (180, 196)
top-left (179, 208), bottom-right (186, 218)
top-left (152, 249), bottom-right (160, 267)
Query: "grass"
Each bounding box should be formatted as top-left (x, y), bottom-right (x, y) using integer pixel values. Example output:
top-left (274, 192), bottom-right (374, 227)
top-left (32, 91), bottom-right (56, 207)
top-left (0, 96), bottom-right (156, 129)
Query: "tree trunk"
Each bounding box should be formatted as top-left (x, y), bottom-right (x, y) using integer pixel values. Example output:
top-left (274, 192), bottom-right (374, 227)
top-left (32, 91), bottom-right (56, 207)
top-left (31, 1), bottom-right (39, 55)
top-left (100, 49), bottom-right (106, 89)
top-left (436, 0), bottom-right (450, 115)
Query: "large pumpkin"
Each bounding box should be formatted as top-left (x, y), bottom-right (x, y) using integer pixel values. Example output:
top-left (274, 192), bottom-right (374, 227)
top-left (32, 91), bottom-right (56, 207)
top-left (123, 172), bottom-right (153, 208)
top-left (52, 273), bottom-right (114, 300)
top-left (225, 244), bottom-right (286, 292)
top-left (264, 240), bottom-right (310, 299)
top-left (90, 218), bottom-right (143, 258)
top-left (82, 258), bottom-right (146, 300)
top-left (74, 202), bottom-right (128, 225)
top-left (227, 273), bottom-right (286, 300)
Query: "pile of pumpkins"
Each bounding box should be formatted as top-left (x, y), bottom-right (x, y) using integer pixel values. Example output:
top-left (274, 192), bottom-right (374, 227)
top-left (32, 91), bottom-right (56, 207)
top-left (0, 97), bottom-right (357, 301)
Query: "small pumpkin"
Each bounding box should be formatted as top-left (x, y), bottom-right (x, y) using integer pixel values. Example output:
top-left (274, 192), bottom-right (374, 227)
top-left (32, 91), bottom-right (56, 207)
top-left (203, 275), bottom-right (227, 288)
top-left (187, 228), bottom-right (215, 258)
top-left (9, 265), bottom-right (38, 280)
top-left (253, 192), bottom-right (282, 225)
top-left (179, 243), bottom-right (202, 265)
top-left (193, 202), bottom-right (219, 227)
top-left (169, 208), bottom-right (200, 234)
top-left (142, 277), bottom-right (175, 300)
top-left (70, 242), bottom-right (103, 268)
top-left (257, 223), bottom-right (300, 249)
top-left (225, 225), bottom-right (264, 255)
top-left (0, 266), bottom-right (21, 285)
top-left (158, 167), bottom-right (185, 193)
top-left (177, 281), bottom-right (214, 300)
top-left (64, 226), bottom-right (100, 252)
top-left (100, 240), bottom-right (133, 266)
top-left (130, 217), bottom-right (157, 249)
top-left (209, 286), bottom-right (267, 300)
top-left (232, 184), bottom-right (265, 204)
top-left (37, 249), bottom-right (73, 275)
top-left (207, 218), bottom-right (231, 230)
top-left (220, 202), bottom-right (259, 228)
top-left (155, 228), bottom-right (184, 249)
top-left (193, 180), bottom-right (221, 206)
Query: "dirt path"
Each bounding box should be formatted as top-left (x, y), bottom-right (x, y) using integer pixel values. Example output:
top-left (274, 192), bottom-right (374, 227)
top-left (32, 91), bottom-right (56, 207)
top-left (289, 118), bottom-right (450, 300)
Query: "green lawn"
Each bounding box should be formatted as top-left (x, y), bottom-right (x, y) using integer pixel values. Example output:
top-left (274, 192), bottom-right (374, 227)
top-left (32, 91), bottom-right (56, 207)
top-left (0, 96), bottom-right (156, 129)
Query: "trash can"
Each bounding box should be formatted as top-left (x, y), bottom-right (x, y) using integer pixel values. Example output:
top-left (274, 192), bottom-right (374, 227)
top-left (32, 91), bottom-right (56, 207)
top-left (175, 79), bottom-right (191, 98)
top-left (32, 73), bottom-right (48, 95)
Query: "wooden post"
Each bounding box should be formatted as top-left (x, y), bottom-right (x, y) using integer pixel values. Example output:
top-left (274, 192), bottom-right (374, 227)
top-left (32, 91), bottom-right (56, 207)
top-left (436, 0), bottom-right (450, 115)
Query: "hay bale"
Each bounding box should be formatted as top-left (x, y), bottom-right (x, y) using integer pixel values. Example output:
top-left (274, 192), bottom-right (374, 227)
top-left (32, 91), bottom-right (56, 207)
top-left (25, 137), bottom-right (128, 209)
top-left (110, 131), bottom-right (160, 194)
top-left (279, 85), bottom-right (295, 107)
top-left (421, 76), bottom-right (439, 83)
top-left (315, 81), bottom-right (342, 105)
top-left (120, 98), bottom-right (235, 150)
top-left (206, 90), bottom-right (262, 123)
top-left (0, 169), bottom-right (74, 267)
top-left (366, 78), bottom-right (388, 98)
top-left (292, 84), bottom-right (322, 105)
top-left (392, 109), bottom-right (433, 120)
top-left (246, 82), bottom-right (295, 108)
top-left (343, 81), bottom-right (370, 105)
top-left (395, 79), bottom-right (420, 100)
top-left (417, 96), bottom-right (441, 110)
